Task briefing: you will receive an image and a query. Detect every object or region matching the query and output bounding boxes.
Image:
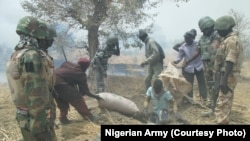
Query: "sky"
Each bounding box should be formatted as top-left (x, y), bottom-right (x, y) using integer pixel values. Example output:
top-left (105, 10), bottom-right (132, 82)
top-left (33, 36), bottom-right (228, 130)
top-left (1, 0), bottom-right (250, 49)
top-left (152, 0), bottom-right (250, 41)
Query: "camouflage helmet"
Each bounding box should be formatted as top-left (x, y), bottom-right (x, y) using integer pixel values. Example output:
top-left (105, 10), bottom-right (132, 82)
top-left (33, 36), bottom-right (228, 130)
top-left (214, 15), bottom-right (236, 30)
top-left (106, 37), bottom-right (119, 46)
top-left (16, 16), bottom-right (49, 40)
top-left (198, 16), bottom-right (215, 31)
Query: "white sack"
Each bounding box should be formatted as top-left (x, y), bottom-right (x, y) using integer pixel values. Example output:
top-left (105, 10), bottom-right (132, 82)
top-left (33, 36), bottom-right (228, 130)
top-left (159, 63), bottom-right (192, 104)
top-left (97, 92), bottom-right (139, 115)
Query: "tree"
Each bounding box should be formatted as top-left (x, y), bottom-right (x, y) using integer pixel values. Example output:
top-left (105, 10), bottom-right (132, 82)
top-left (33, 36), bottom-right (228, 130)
top-left (20, 0), bottom-right (189, 59)
top-left (229, 9), bottom-right (250, 57)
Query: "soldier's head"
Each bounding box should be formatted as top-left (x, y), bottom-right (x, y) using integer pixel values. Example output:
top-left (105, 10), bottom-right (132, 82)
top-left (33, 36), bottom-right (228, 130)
top-left (184, 31), bottom-right (195, 45)
top-left (16, 16), bottom-right (49, 40)
top-left (153, 78), bottom-right (163, 94)
top-left (38, 25), bottom-right (57, 51)
top-left (198, 16), bottom-right (215, 36)
top-left (106, 37), bottom-right (119, 48)
top-left (16, 16), bottom-right (54, 50)
top-left (105, 37), bottom-right (119, 55)
top-left (138, 29), bottom-right (148, 42)
top-left (214, 15), bottom-right (235, 37)
top-left (78, 57), bottom-right (90, 72)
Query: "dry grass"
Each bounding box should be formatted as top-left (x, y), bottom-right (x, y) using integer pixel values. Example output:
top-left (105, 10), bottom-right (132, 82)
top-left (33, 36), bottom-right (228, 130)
top-left (0, 75), bottom-right (145, 141)
top-left (1, 60), bottom-right (250, 140)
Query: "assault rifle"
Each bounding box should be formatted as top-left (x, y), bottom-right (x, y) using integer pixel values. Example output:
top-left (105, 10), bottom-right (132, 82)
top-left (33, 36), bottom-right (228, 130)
top-left (45, 105), bottom-right (52, 141)
top-left (61, 46), bottom-right (67, 62)
top-left (207, 72), bottom-right (221, 113)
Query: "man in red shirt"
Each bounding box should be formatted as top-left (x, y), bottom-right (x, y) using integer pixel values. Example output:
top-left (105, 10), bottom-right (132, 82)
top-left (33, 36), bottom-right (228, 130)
top-left (54, 57), bottom-right (102, 124)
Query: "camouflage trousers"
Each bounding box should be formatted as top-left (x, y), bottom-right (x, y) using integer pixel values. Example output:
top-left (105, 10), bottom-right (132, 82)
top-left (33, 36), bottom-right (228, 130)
top-left (203, 61), bottom-right (214, 102)
top-left (94, 67), bottom-right (106, 93)
top-left (215, 72), bottom-right (239, 124)
top-left (144, 62), bottom-right (163, 92)
top-left (16, 110), bottom-right (57, 141)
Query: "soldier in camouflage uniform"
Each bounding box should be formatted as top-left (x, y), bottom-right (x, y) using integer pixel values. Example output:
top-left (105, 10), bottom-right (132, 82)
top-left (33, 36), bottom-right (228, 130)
top-left (214, 15), bottom-right (243, 124)
top-left (6, 16), bottom-right (57, 141)
top-left (91, 37), bottom-right (120, 93)
top-left (138, 30), bottom-right (165, 93)
top-left (197, 16), bottom-right (222, 107)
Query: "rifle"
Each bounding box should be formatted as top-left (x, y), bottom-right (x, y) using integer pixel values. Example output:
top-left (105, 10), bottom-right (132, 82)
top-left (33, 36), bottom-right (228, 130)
top-left (207, 72), bottom-right (221, 113)
top-left (45, 88), bottom-right (58, 141)
top-left (45, 106), bottom-right (52, 141)
top-left (61, 46), bottom-right (67, 62)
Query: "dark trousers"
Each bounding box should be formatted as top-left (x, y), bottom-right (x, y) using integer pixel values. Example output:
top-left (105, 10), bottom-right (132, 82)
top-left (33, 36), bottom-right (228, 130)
top-left (182, 69), bottom-right (207, 100)
top-left (54, 85), bottom-right (92, 118)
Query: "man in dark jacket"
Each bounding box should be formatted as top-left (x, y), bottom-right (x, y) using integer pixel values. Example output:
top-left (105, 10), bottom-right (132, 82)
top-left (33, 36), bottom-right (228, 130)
top-left (138, 29), bottom-right (165, 93)
top-left (54, 57), bottom-right (102, 124)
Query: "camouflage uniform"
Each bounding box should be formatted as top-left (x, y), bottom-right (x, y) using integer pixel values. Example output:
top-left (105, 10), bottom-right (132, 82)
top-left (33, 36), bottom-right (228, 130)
top-left (91, 37), bottom-right (120, 93)
top-left (214, 32), bottom-right (243, 124)
top-left (198, 31), bottom-right (222, 103)
top-left (5, 16), bottom-right (57, 141)
top-left (92, 48), bottom-right (112, 93)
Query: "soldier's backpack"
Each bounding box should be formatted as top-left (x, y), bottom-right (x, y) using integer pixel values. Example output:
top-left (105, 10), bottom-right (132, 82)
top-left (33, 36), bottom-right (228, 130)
top-left (155, 42), bottom-right (165, 60)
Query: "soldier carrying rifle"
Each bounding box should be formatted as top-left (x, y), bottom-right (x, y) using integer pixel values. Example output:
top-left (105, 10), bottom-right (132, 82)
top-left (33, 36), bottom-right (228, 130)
top-left (213, 15), bottom-right (244, 124)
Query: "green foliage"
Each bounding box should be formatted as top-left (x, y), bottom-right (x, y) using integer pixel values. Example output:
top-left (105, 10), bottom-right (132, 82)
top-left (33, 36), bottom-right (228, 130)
top-left (20, 0), bottom-right (189, 59)
top-left (20, 0), bottom-right (163, 45)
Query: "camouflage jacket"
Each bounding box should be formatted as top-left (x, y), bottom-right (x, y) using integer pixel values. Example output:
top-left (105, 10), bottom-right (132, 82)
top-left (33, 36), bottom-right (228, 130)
top-left (198, 31), bottom-right (222, 62)
top-left (214, 32), bottom-right (244, 73)
top-left (91, 47), bottom-right (113, 71)
top-left (6, 35), bottom-right (55, 135)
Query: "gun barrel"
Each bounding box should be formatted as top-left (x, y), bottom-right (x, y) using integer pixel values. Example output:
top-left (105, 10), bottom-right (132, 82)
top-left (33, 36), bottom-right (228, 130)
top-left (61, 46), bottom-right (67, 62)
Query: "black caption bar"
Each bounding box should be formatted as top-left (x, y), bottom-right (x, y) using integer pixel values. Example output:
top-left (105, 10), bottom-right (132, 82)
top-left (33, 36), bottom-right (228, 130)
top-left (101, 125), bottom-right (250, 140)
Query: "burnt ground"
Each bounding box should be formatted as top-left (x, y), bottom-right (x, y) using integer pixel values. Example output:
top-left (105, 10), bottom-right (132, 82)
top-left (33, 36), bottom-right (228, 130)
top-left (0, 61), bottom-right (250, 140)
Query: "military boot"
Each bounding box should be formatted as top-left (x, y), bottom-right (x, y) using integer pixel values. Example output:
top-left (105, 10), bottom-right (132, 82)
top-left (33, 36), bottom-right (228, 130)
top-left (59, 117), bottom-right (71, 124)
top-left (59, 109), bottom-right (71, 124)
top-left (206, 101), bottom-right (213, 108)
top-left (86, 114), bottom-right (100, 122)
